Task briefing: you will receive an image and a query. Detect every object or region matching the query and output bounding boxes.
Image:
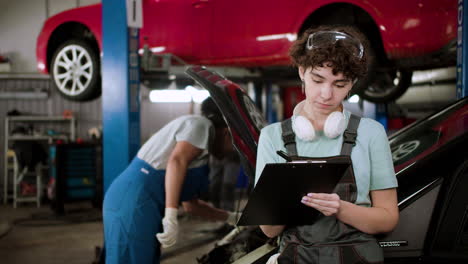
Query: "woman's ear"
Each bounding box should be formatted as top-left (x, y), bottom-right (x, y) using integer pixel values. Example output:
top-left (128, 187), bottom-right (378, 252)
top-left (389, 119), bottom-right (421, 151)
top-left (298, 66), bottom-right (305, 81)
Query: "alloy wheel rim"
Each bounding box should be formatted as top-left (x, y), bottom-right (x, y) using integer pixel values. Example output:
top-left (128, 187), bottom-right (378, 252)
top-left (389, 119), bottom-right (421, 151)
top-left (53, 45), bottom-right (93, 96)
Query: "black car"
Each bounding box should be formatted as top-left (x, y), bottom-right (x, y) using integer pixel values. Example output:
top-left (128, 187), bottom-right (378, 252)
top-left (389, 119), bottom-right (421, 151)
top-left (186, 66), bottom-right (468, 264)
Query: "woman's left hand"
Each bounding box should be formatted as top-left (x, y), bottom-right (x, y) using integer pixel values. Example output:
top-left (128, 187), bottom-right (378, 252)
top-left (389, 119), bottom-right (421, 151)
top-left (301, 193), bottom-right (341, 216)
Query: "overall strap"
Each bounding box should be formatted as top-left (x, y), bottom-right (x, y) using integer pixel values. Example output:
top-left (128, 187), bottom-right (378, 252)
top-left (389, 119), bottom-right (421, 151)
top-left (282, 114), bottom-right (361, 156)
top-left (340, 114), bottom-right (361, 156)
top-left (281, 118), bottom-right (297, 156)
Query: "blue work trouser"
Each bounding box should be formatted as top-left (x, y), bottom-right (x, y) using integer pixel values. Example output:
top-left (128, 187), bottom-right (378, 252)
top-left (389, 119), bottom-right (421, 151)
top-left (103, 157), bottom-right (209, 264)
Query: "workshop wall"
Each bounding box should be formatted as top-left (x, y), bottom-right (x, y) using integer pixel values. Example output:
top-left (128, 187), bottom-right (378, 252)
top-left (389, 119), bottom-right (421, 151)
top-left (140, 87), bottom-right (201, 143)
top-left (0, 78), bottom-right (102, 193)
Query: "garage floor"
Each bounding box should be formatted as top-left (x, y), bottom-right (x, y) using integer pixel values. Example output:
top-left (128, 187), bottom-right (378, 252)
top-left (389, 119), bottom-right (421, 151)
top-left (0, 202), bottom-right (230, 264)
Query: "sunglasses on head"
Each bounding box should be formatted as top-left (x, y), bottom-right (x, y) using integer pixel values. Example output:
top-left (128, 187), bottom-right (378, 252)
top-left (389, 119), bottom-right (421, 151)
top-left (306, 31), bottom-right (364, 60)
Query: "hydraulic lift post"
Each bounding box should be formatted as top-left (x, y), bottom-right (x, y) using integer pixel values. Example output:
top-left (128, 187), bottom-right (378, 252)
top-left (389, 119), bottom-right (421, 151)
top-left (102, 0), bottom-right (141, 192)
top-left (457, 0), bottom-right (468, 99)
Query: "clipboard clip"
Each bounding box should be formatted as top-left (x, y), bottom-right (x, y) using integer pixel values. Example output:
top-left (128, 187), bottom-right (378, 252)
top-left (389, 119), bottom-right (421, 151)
top-left (276, 150), bottom-right (292, 162)
top-left (276, 150), bottom-right (327, 163)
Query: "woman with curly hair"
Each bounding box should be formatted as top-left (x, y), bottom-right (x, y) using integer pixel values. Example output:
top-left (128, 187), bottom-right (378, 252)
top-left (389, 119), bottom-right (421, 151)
top-left (256, 25), bottom-right (399, 264)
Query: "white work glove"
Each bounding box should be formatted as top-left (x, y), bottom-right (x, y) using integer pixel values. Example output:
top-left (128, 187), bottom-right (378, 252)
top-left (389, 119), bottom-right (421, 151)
top-left (156, 208), bottom-right (179, 248)
top-left (266, 253), bottom-right (280, 264)
top-left (226, 211), bottom-right (239, 226)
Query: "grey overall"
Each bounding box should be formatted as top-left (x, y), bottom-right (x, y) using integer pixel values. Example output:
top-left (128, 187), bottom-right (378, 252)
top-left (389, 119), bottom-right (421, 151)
top-left (277, 115), bottom-right (384, 264)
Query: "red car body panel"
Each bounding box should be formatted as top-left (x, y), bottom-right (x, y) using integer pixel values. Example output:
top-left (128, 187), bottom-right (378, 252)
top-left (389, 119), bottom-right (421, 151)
top-left (36, 0), bottom-right (457, 73)
top-left (36, 4), bottom-right (102, 73)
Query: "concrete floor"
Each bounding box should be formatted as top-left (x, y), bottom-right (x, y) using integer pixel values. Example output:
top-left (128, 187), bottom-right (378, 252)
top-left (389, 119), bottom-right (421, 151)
top-left (0, 202), bottom-right (231, 264)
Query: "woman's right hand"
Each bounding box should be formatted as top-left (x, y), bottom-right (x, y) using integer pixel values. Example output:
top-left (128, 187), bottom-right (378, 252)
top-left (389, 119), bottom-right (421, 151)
top-left (301, 192), bottom-right (341, 216)
top-left (156, 208), bottom-right (179, 248)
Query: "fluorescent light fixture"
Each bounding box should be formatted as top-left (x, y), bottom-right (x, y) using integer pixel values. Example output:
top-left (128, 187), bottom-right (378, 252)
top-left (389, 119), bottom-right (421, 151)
top-left (256, 33), bottom-right (296, 42)
top-left (185, 85), bottom-right (210, 103)
top-left (149, 86), bottom-right (210, 103)
top-left (348, 94), bottom-right (360, 103)
top-left (149, 90), bottom-right (192, 103)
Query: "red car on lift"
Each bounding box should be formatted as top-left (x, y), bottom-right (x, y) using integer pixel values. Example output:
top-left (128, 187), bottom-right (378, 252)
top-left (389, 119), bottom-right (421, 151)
top-left (36, 0), bottom-right (456, 102)
top-left (186, 65), bottom-right (468, 264)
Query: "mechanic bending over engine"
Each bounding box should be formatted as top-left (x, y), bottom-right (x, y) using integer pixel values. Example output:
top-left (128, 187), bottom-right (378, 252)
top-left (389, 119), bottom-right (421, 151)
top-left (255, 25), bottom-right (399, 264)
top-left (102, 97), bottom-right (238, 264)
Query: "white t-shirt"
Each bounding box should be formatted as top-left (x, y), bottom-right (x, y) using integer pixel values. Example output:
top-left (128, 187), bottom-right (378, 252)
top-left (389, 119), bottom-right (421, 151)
top-left (137, 115), bottom-right (214, 170)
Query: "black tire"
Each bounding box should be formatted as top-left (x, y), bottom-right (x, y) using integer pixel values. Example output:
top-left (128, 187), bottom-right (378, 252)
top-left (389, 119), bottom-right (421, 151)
top-left (349, 34), bottom-right (413, 103)
top-left (50, 39), bottom-right (101, 101)
top-left (358, 66), bottom-right (413, 103)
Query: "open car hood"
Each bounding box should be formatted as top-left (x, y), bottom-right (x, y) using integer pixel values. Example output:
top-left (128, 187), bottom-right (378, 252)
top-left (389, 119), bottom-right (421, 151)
top-left (185, 66), bottom-right (267, 184)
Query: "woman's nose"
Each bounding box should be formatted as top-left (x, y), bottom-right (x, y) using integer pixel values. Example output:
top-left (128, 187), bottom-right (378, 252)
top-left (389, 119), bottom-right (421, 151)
top-left (320, 85), bottom-right (333, 99)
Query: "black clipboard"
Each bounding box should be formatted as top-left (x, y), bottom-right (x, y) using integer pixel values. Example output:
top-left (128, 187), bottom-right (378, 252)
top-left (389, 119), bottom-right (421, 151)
top-left (237, 159), bottom-right (349, 226)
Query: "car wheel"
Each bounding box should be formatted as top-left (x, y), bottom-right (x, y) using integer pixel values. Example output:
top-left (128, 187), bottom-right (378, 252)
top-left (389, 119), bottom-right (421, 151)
top-left (51, 39), bottom-right (101, 101)
top-left (336, 26), bottom-right (413, 103)
top-left (357, 67), bottom-right (413, 103)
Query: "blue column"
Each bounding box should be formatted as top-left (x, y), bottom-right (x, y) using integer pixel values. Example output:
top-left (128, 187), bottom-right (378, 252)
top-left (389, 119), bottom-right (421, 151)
top-left (375, 104), bottom-right (388, 130)
top-left (457, 0), bottom-right (468, 99)
top-left (253, 82), bottom-right (263, 111)
top-left (265, 81), bottom-right (277, 123)
top-left (102, 0), bottom-right (140, 192)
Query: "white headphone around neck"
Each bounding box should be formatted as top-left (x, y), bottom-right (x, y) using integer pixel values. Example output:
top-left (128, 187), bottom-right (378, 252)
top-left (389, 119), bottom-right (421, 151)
top-left (292, 101), bottom-right (346, 141)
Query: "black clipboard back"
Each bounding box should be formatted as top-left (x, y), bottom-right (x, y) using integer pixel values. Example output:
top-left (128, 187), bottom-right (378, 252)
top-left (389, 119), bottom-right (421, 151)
top-left (237, 160), bottom-right (349, 226)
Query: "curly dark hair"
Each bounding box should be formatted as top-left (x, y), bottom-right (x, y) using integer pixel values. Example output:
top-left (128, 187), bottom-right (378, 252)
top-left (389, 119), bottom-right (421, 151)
top-left (289, 25), bottom-right (370, 81)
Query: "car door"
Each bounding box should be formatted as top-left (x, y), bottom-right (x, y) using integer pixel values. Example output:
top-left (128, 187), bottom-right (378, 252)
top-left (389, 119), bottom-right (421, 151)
top-left (381, 97), bottom-right (468, 259)
top-left (185, 66), bottom-right (267, 183)
top-left (140, 0), bottom-right (213, 63)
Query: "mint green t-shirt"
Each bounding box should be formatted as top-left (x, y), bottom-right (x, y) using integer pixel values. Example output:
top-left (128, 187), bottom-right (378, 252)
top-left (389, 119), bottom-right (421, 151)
top-left (254, 110), bottom-right (397, 207)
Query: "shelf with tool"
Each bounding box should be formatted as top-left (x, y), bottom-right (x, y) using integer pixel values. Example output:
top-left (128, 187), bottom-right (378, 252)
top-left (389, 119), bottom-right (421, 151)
top-left (2, 115), bottom-right (76, 206)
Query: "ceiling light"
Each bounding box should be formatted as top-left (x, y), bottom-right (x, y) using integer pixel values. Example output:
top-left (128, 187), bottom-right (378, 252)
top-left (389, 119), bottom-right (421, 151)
top-left (149, 90), bottom-right (192, 103)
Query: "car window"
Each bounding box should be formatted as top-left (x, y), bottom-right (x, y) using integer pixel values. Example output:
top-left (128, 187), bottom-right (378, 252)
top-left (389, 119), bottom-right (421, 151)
top-left (388, 98), bottom-right (467, 204)
top-left (389, 98), bottom-right (468, 172)
top-left (390, 100), bottom-right (468, 171)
